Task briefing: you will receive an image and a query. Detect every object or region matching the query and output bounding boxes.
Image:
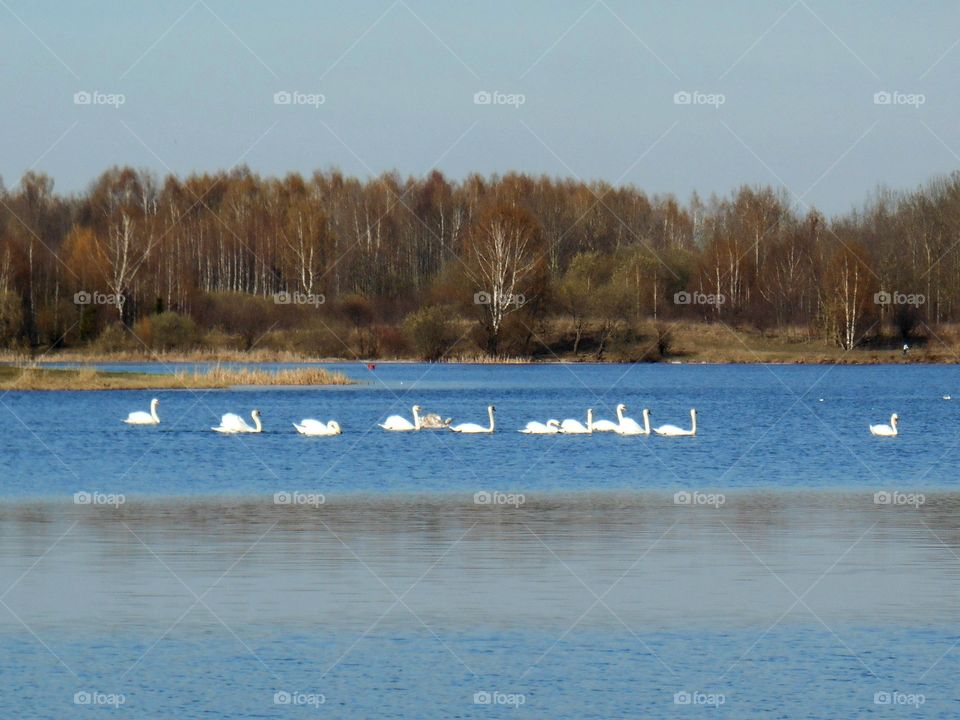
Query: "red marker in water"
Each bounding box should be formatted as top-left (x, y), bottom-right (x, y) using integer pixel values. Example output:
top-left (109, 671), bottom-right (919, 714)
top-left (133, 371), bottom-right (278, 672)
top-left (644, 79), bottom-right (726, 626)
top-left (367, 363), bottom-right (376, 370)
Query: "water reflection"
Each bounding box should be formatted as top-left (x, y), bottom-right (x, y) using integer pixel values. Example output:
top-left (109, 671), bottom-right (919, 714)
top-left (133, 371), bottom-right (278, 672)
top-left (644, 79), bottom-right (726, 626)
top-left (2, 491), bottom-right (958, 633)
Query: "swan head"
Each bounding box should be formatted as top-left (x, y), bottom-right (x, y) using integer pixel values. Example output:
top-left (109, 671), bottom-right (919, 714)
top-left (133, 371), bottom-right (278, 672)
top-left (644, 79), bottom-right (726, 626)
top-left (489, 405), bottom-right (496, 412)
top-left (617, 403), bottom-right (626, 412)
top-left (547, 420), bottom-right (561, 429)
top-left (150, 398), bottom-right (159, 408)
top-left (252, 409), bottom-right (261, 419)
top-left (891, 413), bottom-right (899, 425)
top-left (328, 421), bottom-right (341, 432)
top-left (412, 405), bottom-right (421, 412)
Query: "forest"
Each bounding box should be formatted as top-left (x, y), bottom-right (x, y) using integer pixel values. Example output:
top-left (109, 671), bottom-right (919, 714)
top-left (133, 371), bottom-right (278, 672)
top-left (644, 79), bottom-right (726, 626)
top-left (0, 165), bottom-right (957, 361)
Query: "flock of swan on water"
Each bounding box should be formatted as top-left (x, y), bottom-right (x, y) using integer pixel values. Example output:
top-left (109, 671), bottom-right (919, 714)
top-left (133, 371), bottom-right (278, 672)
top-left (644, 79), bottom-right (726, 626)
top-left (122, 399), bottom-right (699, 436)
top-left (124, 398), bottom-right (908, 437)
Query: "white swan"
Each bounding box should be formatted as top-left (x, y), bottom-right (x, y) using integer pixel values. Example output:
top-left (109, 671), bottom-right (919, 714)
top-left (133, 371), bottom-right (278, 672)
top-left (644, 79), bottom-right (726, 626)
top-left (124, 398), bottom-right (160, 425)
top-left (380, 405), bottom-right (421, 431)
top-left (614, 404), bottom-right (650, 436)
top-left (869, 413), bottom-right (898, 437)
top-left (560, 409), bottom-right (593, 434)
top-left (591, 408), bottom-right (620, 433)
top-left (450, 405), bottom-right (495, 434)
top-left (521, 419), bottom-right (561, 435)
top-left (293, 419), bottom-right (342, 436)
top-left (212, 409), bottom-right (263, 434)
top-left (653, 408), bottom-right (697, 437)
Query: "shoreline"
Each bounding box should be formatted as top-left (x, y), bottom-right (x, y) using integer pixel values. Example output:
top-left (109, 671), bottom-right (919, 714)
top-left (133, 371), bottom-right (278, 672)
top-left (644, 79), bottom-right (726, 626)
top-left (0, 364), bottom-right (353, 391)
top-left (0, 354), bottom-right (951, 367)
top-left (3, 321), bottom-right (955, 367)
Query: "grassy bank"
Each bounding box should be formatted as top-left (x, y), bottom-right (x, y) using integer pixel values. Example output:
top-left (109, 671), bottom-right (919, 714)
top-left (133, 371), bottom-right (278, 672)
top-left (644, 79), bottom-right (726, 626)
top-left (0, 365), bottom-right (353, 391)
top-left (1, 321), bottom-right (957, 368)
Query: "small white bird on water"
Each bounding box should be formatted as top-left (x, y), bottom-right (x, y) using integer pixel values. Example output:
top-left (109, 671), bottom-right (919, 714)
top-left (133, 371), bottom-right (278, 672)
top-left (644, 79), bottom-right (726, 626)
top-left (614, 406), bottom-right (650, 436)
top-left (212, 410), bottom-right (263, 434)
top-left (560, 409), bottom-right (593, 434)
top-left (869, 413), bottom-right (899, 437)
top-left (124, 398), bottom-right (160, 425)
top-left (653, 409), bottom-right (697, 437)
top-left (293, 419), bottom-right (341, 436)
top-left (380, 405), bottom-right (422, 431)
top-left (520, 419), bottom-right (561, 435)
top-left (450, 405), bottom-right (495, 434)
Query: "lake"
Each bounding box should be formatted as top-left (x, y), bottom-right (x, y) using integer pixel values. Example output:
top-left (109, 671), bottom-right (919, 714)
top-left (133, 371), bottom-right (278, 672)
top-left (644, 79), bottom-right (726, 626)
top-left (0, 363), bottom-right (957, 717)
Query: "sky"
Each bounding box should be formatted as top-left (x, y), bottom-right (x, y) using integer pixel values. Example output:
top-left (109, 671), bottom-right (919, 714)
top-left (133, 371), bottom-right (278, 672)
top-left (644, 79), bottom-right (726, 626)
top-left (1, 0), bottom-right (957, 215)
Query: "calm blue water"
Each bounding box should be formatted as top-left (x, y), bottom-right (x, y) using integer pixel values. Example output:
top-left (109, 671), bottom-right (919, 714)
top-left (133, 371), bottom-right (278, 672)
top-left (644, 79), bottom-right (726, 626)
top-left (1, 364), bottom-right (958, 717)
top-left (2, 362), bottom-right (959, 497)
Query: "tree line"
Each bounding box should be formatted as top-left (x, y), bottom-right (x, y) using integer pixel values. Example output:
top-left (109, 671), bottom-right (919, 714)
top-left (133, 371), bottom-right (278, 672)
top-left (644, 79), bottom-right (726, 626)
top-left (0, 165), bottom-right (957, 359)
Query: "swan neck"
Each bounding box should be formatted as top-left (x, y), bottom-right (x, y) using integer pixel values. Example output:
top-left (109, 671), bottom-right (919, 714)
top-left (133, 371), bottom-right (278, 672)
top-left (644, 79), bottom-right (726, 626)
top-left (690, 409), bottom-right (696, 435)
top-left (643, 409), bottom-right (650, 434)
top-left (587, 408), bottom-right (593, 431)
top-left (488, 406), bottom-right (495, 431)
top-left (253, 413), bottom-right (262, 432)
top-left (151, 400), bottom-right (159, 422)
top-left (412, 406), bottom-right (421, 430)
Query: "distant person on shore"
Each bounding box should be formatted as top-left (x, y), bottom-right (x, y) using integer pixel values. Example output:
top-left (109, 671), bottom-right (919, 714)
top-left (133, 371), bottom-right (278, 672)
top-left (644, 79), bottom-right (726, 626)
top-left (903, 342), bottom-right (910, 356)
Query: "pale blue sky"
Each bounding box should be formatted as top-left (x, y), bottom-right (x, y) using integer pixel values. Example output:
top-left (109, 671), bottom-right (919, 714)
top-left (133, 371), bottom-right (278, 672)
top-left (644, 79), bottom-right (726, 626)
top-left (1, 0), bottom-right (957, 214)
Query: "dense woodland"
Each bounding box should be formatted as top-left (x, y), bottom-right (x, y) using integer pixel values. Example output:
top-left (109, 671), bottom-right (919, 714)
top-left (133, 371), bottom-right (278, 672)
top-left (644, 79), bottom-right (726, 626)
top-left (0, 165), bottom-right (958, 360)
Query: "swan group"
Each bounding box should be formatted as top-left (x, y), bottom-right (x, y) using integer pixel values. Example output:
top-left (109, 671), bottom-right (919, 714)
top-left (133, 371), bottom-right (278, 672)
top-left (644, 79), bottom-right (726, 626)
top-left (378, 406), bottom-right (452, 431)
top-left (118, 399), bottom-right (699, 437)
top-left (519, 405), bottom-right (688, 436)
top-left (116, 397), bottom-right (915, 440)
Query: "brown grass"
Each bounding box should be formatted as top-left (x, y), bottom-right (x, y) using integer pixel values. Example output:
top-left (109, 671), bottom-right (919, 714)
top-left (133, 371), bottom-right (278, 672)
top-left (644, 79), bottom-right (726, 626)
top-left (4, 320), bottom-right (960, 367)
top-left (181, 365), bottom-right (353, 387)
top-left (0, 364), bottom-right (353, 391)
